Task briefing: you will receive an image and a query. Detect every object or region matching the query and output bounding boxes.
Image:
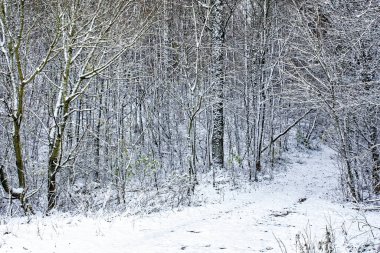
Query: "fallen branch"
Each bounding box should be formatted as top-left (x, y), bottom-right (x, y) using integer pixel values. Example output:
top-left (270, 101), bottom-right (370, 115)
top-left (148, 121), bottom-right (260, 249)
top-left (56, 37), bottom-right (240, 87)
top-left (366, 199), bottom-right (380, 203)
top-left (353, 206), bottom-right (380, 211)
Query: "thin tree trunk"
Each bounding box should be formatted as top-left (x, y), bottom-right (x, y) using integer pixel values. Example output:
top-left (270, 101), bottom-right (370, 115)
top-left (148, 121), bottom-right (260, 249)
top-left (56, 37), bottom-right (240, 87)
top-left (370, 126), bottom-right (380, 193)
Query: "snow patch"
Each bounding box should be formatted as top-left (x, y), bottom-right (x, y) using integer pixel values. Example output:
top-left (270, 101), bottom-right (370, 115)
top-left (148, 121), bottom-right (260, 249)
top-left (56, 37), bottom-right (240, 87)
top-left (0, 146), bottom-right (379, 252)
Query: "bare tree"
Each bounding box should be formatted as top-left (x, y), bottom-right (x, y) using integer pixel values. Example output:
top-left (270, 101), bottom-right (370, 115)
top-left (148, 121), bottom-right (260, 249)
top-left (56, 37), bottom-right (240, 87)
top-left (0, 0), bottom-right (59, 214)
top-left (46, 0), bottom-right (156, 212)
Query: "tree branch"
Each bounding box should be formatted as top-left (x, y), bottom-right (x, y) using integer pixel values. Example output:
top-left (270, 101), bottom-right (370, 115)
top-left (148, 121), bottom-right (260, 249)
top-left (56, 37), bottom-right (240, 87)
top-left (0, 164), bottom-right (21, 199)
top-left (261, 108), bottom-right (315, 154)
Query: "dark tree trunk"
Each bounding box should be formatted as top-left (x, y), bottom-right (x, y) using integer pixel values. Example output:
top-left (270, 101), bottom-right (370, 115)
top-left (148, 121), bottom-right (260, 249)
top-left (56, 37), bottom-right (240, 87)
top-left (211, 0), bottom-right (225, 177)
top-left (370, 126), bottom-right (380, 193)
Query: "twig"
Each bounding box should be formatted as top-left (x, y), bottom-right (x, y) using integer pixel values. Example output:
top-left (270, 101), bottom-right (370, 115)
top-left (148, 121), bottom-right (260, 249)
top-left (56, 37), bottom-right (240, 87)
top-left (273, 232), bottom-right (288, 253)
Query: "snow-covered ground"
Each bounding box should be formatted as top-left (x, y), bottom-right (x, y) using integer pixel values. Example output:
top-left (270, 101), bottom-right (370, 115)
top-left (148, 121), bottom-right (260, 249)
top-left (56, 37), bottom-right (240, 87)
top-left (1, 146), bottom-right (379, 252)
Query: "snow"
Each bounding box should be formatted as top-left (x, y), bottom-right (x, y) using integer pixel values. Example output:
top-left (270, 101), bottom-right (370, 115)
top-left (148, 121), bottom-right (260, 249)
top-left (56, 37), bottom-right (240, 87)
top-left (1, 146), bottom-right (379, 252)
top-left (11, 188), bottom-right (24, 195)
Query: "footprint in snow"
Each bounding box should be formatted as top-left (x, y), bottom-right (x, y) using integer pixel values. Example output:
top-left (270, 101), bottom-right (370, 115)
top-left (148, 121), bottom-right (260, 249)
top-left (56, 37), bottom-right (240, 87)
top-left (187, 230), bottom-right (201, 233)
top-left (259, 247), bottom-right (274, 252)
top-left (270, 210), bottom-right (294, 217)
top-left (298, 197), bottom-right (307, 203)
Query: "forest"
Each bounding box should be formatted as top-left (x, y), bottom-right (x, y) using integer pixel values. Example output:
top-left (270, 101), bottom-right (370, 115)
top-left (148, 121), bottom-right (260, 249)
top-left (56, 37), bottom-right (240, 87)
top-left (0, 0), bottom-right (379, 218)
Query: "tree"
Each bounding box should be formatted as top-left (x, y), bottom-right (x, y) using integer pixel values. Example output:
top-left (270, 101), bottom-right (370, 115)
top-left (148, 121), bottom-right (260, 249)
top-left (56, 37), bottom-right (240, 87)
top-left (285, 0), bottom-right (380, 200)
top-left (0, 0), bottom-right (59, 214)
top-left (46, 0), bottom-right (155, 212)
top-left (210, 0), bottom-right (226, 186)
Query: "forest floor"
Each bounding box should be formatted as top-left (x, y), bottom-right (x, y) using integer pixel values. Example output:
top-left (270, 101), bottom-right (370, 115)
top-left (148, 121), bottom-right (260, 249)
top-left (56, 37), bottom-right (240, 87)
top-left (1, 146), bottom-right (379, 252)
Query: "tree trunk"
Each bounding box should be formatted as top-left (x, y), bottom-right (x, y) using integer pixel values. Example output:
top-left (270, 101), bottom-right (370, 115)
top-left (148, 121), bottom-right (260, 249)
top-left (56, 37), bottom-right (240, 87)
top-left (370, 126), bottom-right (380, 193)
top-left (13, 114), bottom-right (26, 189)
top-left (211, 0), bottom-right (225, 183)
top-left (0, 165), bottom-right (34, 214)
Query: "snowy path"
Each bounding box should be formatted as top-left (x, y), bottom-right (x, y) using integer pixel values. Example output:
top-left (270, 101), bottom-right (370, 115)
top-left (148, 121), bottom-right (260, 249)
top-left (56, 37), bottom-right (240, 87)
top-left (1, 147), bottom-right (379, 252)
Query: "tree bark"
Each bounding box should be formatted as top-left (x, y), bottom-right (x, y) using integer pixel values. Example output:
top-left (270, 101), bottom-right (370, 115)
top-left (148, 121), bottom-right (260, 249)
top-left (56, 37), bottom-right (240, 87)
top-left (211, 0), bottom-right (225, 179)
top-left (370, 126), bottom-right (380, 193)
top-left (0, 165), bottom-right (34, 214)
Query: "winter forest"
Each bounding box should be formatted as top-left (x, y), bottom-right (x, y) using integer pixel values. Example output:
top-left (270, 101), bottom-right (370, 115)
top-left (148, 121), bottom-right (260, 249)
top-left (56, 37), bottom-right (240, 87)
top-left (0, 0), bottom-right (380, 252)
